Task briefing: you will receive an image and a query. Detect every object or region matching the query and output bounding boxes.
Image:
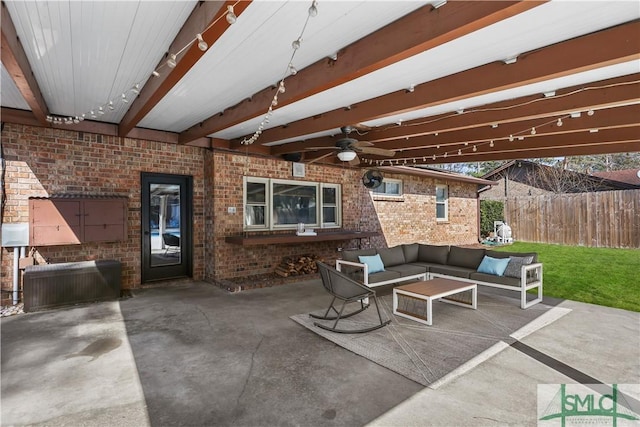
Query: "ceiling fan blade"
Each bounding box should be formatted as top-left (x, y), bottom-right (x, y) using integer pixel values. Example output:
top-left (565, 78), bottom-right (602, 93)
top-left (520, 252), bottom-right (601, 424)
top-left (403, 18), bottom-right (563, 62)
top-left (352, 140), bottom-right (374, 148)
top-left (348, 156), bottom-right (361, 166)
top-left (358, 147), bottom-right (396, 157)
top-left (306, 151), bottom-right (336, 164)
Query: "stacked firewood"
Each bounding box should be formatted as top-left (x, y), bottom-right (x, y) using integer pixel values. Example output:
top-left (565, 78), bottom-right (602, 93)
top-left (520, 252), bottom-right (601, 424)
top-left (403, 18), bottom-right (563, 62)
top-left (275, 254), bottom-right (321, 277)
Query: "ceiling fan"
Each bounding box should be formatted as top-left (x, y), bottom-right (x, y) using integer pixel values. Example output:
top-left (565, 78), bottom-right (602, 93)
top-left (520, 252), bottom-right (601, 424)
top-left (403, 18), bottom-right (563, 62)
top-left (305, 126), bottom-right (395, 165)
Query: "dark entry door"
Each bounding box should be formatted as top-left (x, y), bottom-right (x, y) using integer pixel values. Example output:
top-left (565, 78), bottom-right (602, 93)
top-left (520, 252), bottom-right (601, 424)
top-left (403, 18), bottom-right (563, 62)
top-left (141, 173), bottom-right (192, 282)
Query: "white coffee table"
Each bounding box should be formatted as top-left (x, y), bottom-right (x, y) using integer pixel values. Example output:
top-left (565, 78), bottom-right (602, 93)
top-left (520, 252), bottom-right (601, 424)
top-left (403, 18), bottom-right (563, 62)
top-left (393, 278), bottom-right (477, 326)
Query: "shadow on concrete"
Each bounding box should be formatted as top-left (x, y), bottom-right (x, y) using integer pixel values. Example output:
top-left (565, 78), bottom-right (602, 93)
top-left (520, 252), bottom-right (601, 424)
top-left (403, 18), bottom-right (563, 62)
top-left (118, 280), bottom-right (423, 426)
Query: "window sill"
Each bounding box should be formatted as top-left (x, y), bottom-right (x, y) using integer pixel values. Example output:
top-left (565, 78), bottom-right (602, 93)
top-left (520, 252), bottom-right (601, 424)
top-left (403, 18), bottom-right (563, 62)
top-left (225, 230), bottom-right (378, 246)
top-left (372, 195), bottom-right (404, 202)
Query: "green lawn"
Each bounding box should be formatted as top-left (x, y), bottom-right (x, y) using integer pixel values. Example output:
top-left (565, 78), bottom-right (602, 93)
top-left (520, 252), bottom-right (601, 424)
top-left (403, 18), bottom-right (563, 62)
top-left (491, 242), bottom-right (640, 312)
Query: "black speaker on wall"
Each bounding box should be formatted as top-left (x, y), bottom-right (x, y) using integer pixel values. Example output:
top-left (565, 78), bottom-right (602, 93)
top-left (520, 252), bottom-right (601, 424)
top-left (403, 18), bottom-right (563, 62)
top-left (282, 153), bottom-right (302, 162)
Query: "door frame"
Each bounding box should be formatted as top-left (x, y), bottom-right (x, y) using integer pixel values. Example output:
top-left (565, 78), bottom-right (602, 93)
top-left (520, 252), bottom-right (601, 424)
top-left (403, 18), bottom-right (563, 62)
top-left (141, 172), bottom-right (193, 283)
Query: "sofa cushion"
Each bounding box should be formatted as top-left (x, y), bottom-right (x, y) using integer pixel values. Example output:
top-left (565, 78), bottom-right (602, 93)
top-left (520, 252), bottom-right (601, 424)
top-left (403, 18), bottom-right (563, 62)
top-left (430, 265), bottom-right (475, 279)
top-left (469, 272), bottom-right (521, 287)
top-left (447, 246), bottom-right (486, 270)
top-left (402, 243), bottom-right (419, 263)
top-left (342, 248), bottom-right (377, 263)
top-left (417, 244), bottom-right (449, 265)
top-left (358, 254), bottom-right (385, 274)
top-left (378, 246), bottom-right (406, 267)
top-left (386, 264), bottom-right (427, 278)
top-left (477, 255), bottom-right (510, 276)
top-left (368, 270), bottom-right (403, 284)
top-left (503, 255), bottom-right (535, 279)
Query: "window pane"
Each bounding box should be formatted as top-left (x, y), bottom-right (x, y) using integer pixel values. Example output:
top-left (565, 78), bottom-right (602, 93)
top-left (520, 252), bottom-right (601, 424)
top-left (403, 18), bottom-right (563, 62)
top-left (323, 207), bottom-right (336, 223)
top-left (273, 183), bottom-right (317, 225)
top-left (323, 187), bottom-right (336, 204)
top-left (436, 204), bottom-right (446, 219)
top-left (245, 206), bottom-right (265, 226)
top-left (436, 187), bottom-right (446, 202)
top-left (247, 182), bottom-right (266, 204)
top-left (386, 182), bottom-right (400, 195)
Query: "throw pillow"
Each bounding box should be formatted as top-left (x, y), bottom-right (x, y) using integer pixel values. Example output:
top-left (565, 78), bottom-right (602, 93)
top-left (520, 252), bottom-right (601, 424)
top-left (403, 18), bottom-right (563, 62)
top-left (358, 254), bottom-right (385, 274)
top-left (477, 255), bottom-right (510, 276)
top-left (503, 255), bottom-right (535, 279)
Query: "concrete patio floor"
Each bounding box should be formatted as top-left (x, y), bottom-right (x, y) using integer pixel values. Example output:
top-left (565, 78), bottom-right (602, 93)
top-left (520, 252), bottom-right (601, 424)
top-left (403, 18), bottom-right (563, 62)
top-left (1, 279), bottom-right (639, 426)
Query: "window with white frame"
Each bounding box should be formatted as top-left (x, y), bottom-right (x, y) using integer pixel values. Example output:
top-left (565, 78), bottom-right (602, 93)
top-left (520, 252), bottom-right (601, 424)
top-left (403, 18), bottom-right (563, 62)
top-left (436, 185), bottom-right (448, 221)
top-left (372, 178), bottom-right (403, 196)
top-left (321, 184), bottom-right (341, 227)
top-left (243, 177), bottom-right (341, 230)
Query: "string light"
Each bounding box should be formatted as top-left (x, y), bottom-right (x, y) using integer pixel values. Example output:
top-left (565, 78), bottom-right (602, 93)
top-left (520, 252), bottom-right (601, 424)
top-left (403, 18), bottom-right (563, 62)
top-left (226, 5), bottom-right (237, 24)
top-left (241, 0), bottom-right (318, 145)
top-left (197, 34), bottom-right (208, 51)
top-left (47, 1), bottom-right (241, 127)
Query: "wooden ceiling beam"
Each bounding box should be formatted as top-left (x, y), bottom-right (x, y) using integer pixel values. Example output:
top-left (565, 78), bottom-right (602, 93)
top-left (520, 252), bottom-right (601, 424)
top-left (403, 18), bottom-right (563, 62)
top-left (363, 75), bottom-right (640, 144)
top-left (425, 140), bottom-right (640, 164)
top-left (271, 79), bottom-right (640, 156)
top-left (256, 20), bottom-right (640, 145)
top-left (383, 103), bottom-right (640, 152)
top-left (179, 0), bottom-right (545, 144)
top-left (388, 126), bottom-right (640, 165)
top-left (118, 1), bottom-right (252, 138)
top-left (1, 2), bottom-right (49, 126)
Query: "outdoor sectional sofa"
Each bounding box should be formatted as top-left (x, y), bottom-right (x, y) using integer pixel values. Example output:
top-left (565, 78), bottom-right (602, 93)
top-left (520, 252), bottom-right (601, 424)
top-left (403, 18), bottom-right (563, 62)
top-left (336, 244), bottom-right (543, 309)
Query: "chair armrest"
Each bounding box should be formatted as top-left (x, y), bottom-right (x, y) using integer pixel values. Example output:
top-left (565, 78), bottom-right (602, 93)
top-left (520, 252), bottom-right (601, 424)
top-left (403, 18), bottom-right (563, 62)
top-left (336, 259), bottom-right (369, 287)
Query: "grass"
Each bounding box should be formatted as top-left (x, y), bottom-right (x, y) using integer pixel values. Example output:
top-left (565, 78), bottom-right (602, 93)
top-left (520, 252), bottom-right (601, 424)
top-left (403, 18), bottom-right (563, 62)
top-left (491, 242), bottom-right (640, 312)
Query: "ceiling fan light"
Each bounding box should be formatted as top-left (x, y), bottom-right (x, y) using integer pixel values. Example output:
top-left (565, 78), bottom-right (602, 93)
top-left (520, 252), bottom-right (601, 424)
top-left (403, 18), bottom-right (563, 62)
top-left (337, 150), bottom-right (357, 162)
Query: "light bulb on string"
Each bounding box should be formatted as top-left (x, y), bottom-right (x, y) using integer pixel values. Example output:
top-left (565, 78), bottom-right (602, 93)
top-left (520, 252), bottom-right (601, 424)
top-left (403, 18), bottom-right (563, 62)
top-left (122, 93), bottom-right (128, 103)
top-left (167, 54), bottom-right (177, 68)
top-left (289, 64), bottom-right (297, 75)
top-left (557, 118), bottom-right (563, 127)
top-left (292, 38), bottom-right (301, 50)
top-left (132, 84), bottom-right (140, 95)
top-left (226, 5), bottom-right (237, 24)
top-left (489, 140), bottom-right (494, 147)
top-left (308, 0), bottom-right (318, 17)
top-left (530, 127), bottom-right (536, 135)
top-left (108, 101), bottom-right (115, 111)
top-left (196, 34), bottom-right (208, 51)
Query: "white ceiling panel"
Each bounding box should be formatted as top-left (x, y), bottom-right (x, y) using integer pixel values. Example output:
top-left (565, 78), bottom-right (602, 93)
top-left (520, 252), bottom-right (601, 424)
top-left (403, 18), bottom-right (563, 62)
top-left (211, 0), bottom-right (640, 143)
top-left (138, 0), bottom-right (427, 132)
top-left (4, 0), bottom-right (197, 122)
top-left (1, 63), bottom-right (31, 110)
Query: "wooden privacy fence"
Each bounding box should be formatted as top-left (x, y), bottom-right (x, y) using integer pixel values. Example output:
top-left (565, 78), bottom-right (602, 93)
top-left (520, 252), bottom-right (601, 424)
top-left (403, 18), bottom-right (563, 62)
top-left (506, 190), bottom-right (640, 248)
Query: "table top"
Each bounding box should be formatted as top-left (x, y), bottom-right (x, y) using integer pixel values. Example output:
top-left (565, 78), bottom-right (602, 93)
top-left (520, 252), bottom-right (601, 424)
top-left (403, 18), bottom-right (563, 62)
top-left (395, 278), bottom-right (475, 297)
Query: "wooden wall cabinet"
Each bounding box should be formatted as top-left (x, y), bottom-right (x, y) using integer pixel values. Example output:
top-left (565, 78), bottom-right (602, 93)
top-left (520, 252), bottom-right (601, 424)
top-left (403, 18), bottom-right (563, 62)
top-left (29, 197), bottom-right (127, 246)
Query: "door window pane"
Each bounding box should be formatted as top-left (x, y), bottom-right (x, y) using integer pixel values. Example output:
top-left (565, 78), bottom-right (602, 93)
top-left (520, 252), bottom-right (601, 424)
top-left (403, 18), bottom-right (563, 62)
top-left (150, 183), bottom-right (181, 266)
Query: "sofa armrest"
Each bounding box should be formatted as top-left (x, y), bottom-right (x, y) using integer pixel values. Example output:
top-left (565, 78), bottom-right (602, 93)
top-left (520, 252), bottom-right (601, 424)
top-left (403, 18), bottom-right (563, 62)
top-left (521, 262), bottom-right (543, 287)
top-left (336, 259), bottom-right (369, 287)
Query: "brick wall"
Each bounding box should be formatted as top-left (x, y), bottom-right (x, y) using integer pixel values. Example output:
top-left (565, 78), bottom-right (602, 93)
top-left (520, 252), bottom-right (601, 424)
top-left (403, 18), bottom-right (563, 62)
top-left (0, 122), bottom-right (481, 301)
top-left (210, 152), bottom-right (480, 279)
top-left (1, 123), bottom-right (206, 303)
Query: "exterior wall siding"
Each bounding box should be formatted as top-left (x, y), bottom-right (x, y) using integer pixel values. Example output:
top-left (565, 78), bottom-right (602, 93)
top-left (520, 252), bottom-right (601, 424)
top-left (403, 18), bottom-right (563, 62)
top-left (1, 123), bottom-right (206, 303)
